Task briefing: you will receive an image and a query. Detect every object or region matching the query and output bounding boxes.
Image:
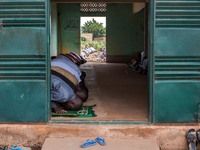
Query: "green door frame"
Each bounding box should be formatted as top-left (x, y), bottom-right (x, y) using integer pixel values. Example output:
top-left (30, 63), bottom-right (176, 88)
top-left (49, 1), bottom-right (153, 124)
top-left (148, 0), bottom-right (155, 124)
top-left (47, 0), bottom-right (51, 122)
top-left (45, 0), bottom-right (200, 124)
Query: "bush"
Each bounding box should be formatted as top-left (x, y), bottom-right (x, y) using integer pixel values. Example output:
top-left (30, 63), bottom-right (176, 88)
top-left (80, 37), bottom-right (86, 42)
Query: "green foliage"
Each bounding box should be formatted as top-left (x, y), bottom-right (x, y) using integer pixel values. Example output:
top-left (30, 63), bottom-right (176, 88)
top-left (81, 18), bottom-right (106, 38)
top-left (80, 37), bottom-right (86, 42)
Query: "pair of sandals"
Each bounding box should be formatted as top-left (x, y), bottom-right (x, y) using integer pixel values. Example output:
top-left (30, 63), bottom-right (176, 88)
top-left (186, 129), bottom-right (200, 150)
top-left (80, 137), bottom-right (106, 148)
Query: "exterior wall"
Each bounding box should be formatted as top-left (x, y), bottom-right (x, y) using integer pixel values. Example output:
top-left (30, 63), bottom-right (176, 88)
top-left (94, 37), bottom-right (106, 42)
top-left (0, 124), bottom-right (197, 150)
top-left (81, 33), bottom-right (93, 42)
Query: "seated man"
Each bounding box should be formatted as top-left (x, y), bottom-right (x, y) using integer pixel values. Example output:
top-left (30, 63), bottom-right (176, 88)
top-left (139, 56), bottom-right (148, 75)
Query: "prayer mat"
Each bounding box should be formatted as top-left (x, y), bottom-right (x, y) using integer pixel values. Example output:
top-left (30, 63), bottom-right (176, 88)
top-left (51, 104), bottom-right (97, 118)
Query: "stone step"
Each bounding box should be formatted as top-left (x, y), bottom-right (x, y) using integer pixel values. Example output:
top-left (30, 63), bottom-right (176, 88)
top-left (41, 137), bottom-right (160, 150)
top-left (0, 124), bottom-right (194, 149)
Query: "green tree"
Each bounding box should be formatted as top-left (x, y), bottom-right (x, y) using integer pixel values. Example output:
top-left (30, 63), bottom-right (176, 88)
top-left (82, 18), bottom-right (106, 38)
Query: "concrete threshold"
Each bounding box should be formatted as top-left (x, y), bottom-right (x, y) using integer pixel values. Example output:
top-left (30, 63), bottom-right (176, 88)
top-left (0, 124), bottom-right (199, 150)
top-left (41, 137), bottom-right (159, 150)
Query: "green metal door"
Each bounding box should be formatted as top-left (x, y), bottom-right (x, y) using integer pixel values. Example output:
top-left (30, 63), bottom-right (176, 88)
top-left (0, 0), bottom-right (50, 122)
top-left (151, 0), bottom-right (200, 123)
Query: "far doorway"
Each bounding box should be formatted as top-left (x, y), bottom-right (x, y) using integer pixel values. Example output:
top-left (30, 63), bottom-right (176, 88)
top-left (80, 17), bottom-right (106, 62)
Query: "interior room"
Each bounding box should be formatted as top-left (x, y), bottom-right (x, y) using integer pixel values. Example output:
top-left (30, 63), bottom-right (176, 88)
top-left (50, 1), bottom-right (149, 122)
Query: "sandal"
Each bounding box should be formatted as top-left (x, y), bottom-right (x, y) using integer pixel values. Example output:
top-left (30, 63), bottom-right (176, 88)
top-left (95, 137), bottom-right (106, 146)
top-left (186, 129), bottom-right (197, 150)
top-left (80, 139), bottom-right (96, 148)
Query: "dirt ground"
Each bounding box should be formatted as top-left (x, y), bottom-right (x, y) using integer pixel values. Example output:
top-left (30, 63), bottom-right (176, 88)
top-left (31, 146), bottom-right (41, 150)
top-left (0, 145), bottom-right (41, 150)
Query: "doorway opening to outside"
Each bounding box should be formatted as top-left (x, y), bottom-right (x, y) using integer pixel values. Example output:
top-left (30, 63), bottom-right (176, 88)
top-left (80, 17), bottom-right (106, 62)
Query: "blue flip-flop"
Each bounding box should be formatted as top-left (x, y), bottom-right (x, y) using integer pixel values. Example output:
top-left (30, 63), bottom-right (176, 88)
top-left (9, 147), bottom-right (23, 150)
top-left (95, 137), bottom-right (106, 146)
top-left (80, 139), bottom-right (96, 148)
